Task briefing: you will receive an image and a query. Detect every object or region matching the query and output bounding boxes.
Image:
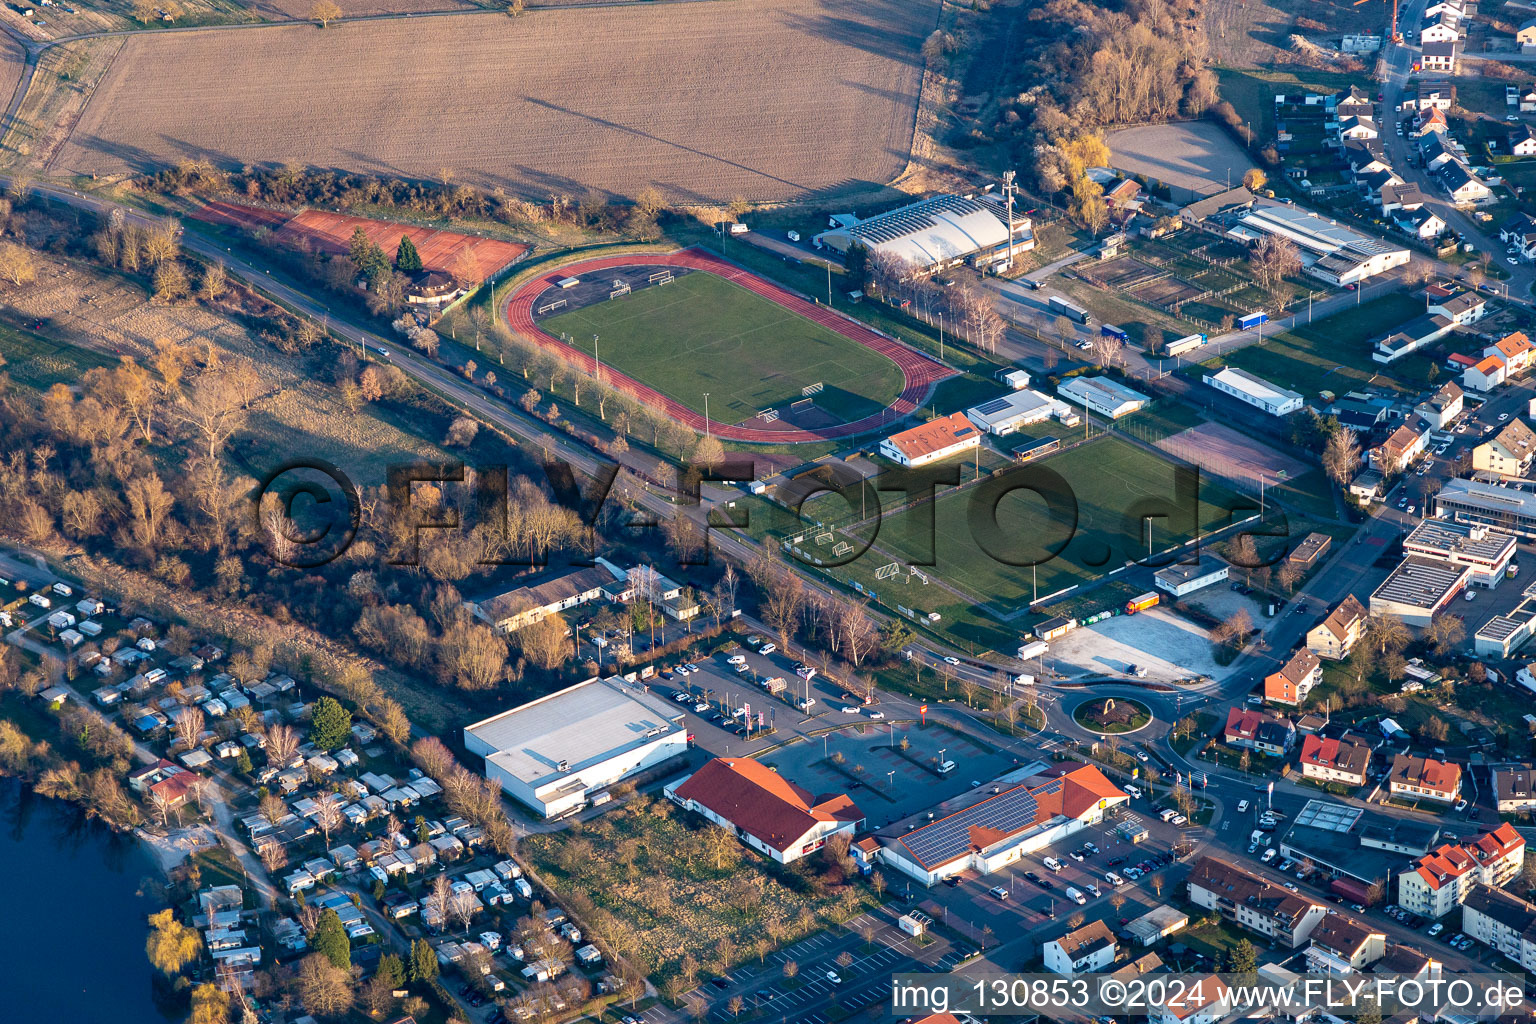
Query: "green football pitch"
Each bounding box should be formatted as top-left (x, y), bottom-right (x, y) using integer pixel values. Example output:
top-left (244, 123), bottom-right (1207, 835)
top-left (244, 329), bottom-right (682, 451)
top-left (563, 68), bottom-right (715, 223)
top-left (857, 436), bottom-right (1255, 608)
top-left (541, 271), bottom-right (906, 425)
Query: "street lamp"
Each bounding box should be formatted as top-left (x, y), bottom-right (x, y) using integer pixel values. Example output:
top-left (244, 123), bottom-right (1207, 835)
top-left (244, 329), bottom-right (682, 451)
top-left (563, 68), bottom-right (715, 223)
top-left (703, 392), bottom-right (711, 438)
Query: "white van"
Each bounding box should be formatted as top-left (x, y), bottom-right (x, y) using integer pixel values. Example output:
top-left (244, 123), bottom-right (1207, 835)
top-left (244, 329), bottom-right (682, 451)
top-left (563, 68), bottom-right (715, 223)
top-left (1123, 785), bottom-right (1141, 799)
top-left (1159, 808), bottom-right (1178, 822)
top-left (1104, 871), bottom-right (1124, 887)
top-left (1042, 856), bottom-right (1063, 872)
top-left (937, 760), bottom-right (956, 775)
top-left (1261, 848), bottom-right (1277, 863)
top-left (1065, 887), bottom-right (1087, 905)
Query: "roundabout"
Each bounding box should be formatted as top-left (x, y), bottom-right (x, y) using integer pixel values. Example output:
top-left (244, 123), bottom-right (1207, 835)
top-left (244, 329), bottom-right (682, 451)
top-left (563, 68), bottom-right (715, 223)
top-left (1070, 695), bottom-right (1153, 735)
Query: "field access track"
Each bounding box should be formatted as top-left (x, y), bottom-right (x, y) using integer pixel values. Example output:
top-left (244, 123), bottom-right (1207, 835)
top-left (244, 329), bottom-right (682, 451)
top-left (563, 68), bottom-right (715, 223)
top-left (505, 249), bottom-right (954, 443)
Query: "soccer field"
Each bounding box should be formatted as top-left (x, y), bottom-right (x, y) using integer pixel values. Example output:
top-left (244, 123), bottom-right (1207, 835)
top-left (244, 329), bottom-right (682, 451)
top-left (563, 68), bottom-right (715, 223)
top-left (859, 437), bottom-right (1253, 608)
top-left (541, 272), bottom-right (906, 425)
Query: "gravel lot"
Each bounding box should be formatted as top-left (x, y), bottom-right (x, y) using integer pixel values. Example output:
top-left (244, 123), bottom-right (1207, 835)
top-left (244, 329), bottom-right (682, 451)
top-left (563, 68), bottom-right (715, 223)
top-left (1106, 121), bottom-right (1257, 203)
top-left (1047, 603), bottom-right (1230, 683)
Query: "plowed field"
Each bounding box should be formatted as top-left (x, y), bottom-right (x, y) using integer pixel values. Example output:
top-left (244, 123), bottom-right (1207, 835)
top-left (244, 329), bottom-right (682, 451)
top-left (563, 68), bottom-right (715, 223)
top-left (54, 0), bottom-right (935, 202)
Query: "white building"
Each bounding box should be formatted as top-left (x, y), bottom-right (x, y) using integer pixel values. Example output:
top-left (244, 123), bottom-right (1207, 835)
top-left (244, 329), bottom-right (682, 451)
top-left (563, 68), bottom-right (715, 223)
top-left (1043, 920), bottom-right (1117, 976)
top-left (1402, 520), bottom-right (1516, 588)
top-left (1153, 556), bottom-right (1229, 597)
top-left (1202, 366), bottom-right (1303, 416)
top-left (812, 193), bottom-right (1034, 273)
top-left (965, 390), bottom-right (1066, 436)
top-left (1057, 376), bottom-right (1148, 419)
top-left (465, 676), bottom-right (688, 818)
top-left (1461, 884), bottom-right (1536, 970)
top-left (666, 757), bottom-right (863, 865)
top-left (1398, 824), bottom-right (1525, 918)
top-left (1234, 203), bottom-right (1410, 286)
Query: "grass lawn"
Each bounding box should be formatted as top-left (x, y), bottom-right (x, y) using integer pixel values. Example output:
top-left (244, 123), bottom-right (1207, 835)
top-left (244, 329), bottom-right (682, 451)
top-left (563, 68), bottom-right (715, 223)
top-left (0, 319), bottom-right (114, 389)
top-left (1203, 292), bottom-right (1429, 400)
top-left (544, 267), bottom-right (905, 426)
top-left (1214, 68), bottom-right (1365, 143)
top-left (521, 793), bottom-right (869, 989)
top-left (852, 436), bottom-right (1249, 610)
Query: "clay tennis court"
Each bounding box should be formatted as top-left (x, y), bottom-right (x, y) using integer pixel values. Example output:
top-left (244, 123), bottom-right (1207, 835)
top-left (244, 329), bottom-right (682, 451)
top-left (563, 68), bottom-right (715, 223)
top-left (1154, 421), bottom-right (1307, 485)
top-left (505, 249), bottom-right (954, 443)
top-left (197, 201), bottom-right (527, 283)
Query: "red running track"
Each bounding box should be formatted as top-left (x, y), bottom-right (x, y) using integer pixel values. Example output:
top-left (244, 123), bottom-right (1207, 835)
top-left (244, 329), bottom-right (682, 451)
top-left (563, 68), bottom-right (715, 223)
top-left (502, 248), bottom-right (955, 443)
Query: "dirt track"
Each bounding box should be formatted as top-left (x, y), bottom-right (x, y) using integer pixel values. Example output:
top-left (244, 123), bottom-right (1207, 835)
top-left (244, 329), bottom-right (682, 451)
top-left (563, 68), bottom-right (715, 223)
top-left (52, 0), bottom-right (935, 202)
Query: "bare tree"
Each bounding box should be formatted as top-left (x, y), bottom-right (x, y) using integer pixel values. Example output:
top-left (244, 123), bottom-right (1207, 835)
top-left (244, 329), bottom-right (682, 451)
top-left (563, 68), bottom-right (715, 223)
top-left (266, 723), bottom-right (299, 768)
top-left (1250, 234), bottom-right (1301, 294)
top-left (313, 792), bottom-right (343, 847)
top-left (309, 0), bottom-right (341, 26)
top-left (175, 705), bottom-right (205, 752)
top-left (1322, 428), bottom-right (1361, 488)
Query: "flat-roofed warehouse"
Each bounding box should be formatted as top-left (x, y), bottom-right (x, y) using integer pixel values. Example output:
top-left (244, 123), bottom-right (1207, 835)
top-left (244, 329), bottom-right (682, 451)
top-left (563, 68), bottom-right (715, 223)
top-left (813, 193), bottom-right (1035, 274)
top-left (464, 676), bottom-right (687, 818)
top-left (1368, 555), bottom-right (1472, 627)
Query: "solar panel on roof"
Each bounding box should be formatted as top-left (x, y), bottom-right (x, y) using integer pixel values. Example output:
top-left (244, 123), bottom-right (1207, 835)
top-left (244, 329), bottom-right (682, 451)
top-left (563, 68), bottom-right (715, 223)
top-left (899, 779), bottom-right (1055, 867)
top-left (974, 397), bottom-right (1012, 415)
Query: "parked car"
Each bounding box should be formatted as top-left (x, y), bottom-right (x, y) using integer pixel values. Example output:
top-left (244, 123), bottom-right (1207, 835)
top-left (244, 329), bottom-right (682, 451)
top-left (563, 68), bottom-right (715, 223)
top-left (988, 886), bottom-right (1010, 901)
top-left (759, 643), bottom-right (777, 654)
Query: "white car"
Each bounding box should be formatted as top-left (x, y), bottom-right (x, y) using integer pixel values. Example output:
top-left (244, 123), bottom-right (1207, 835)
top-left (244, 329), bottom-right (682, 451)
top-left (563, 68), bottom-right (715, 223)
top-left (1455, 798), bottom-right (1469, 812)
top-left (1135, 752), bottom-right (1149, 762)
top-left (1510, 257), bottom-right (1520, 265)
top-left (825, 970), bottom-right (842, 984)
top-left (1170, 814), bottom-right (1187, 826)
top-left (375, 346), bottom-right (389, 357)
top-left (760, 643), bottom-right (777, 654)
top-left (867, 710), bottom-right (885, 720)
top-left (841, 705), bottom-right (861, 715)
top-left (1500, 413), bottom-right (1511, 421)
top-left (694, 702), bottom-right (710, 713)
top-left (943, 656), bottom-right (960, 666)
top-left (727, 654), bottom-right (746, 665)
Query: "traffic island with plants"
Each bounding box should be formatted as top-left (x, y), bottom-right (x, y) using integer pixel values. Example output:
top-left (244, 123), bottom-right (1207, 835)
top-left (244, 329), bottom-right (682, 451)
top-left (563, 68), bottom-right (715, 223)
top-left (1072, 696), bottom-right (1152, 734)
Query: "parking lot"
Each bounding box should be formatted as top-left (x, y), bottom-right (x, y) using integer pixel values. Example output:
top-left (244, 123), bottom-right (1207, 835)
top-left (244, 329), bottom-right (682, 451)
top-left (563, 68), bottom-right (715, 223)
top-left (761, 722), bottom-right (1021, 827)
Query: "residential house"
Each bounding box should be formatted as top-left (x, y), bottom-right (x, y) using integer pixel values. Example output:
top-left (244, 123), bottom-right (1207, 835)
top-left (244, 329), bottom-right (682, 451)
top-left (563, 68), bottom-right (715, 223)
top-left (1223, 707), bottom-right (1296, 756)
top-left (669, 757), bottom-right (864, 865)
top-left (1298, 733), bottom-right (1372, 787)
top-left (1379, 180), bottom-right (1426, 212)
top-left (1465, 354), bottom-right (1508, 393)
top-left (1417, 105), bottom-right (1451, 138)
top-left (1334, 85), bottom-right (1375, 117)
top-left (1490, 332), bottom-right (1536, 378)
top-left (1043, 920), bottom-right (1118, 976)
top-left (1307, 594), bottom-right (1367, 659)
top-left (1421, 40), bottom-right (1459, 73)
top-left (1415, 79), bottom-right (1456, 110)
top-left (1494, 765), bottom-right (1536, 814)
top-left (1307, 916), bottom-right (1387, 972)
top-left (1187, 856), bottom-right (1327, 947)
top-left (1397, 206), bottom-right (1446, 240)
top-left (1419, 13), bottom-right (1460, 44)
top-left (878, 412), bottom-right (982, 468)
top-left (1502, 213), bottom-right (1536, 258)
top-left (1369, 420), bottom-right (1429, 472)
top-left (1414, 381), bottom-right (1463, 430)
top-left (1462, 885), bottom-right (1536, 970)
top-left (1265, 648), bottom-right (1322, 705)
top-left (1521, 20), bottom-right (1536, 52)
top-left (1428, 288), bottom-right (1487, 325)
top-left (1343, 138), bottom-right (1390, 174)
top-left (1388, 753), bottom-right (1462, 803)
top-left (1510, 124), bottom-right (1536, 158)
top-left (1472, 419), bottom-right (1536, 478)
top-left (1148, 976), bottom-right (1233, 1024)
top-left (1338, 115), bottom-right (1380, 140)
top-left (1441, 161), bottom-right (1490, 203)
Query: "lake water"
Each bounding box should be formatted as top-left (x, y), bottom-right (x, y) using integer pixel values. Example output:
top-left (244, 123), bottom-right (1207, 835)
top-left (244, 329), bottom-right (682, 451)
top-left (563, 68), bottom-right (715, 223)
top-left (0, 778), bottom-right (170, 1024)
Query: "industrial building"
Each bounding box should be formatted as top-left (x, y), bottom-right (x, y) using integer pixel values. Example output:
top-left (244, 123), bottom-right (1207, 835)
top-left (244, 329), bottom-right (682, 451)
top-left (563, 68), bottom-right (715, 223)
top-left (1201, 366), bottom-right (1304, 416)
top-left (867, 762), bottom-right (1126, 886)
top-left (1232, 204), bottom-right (1411, 286)
top-left (1276, 799), bottom-right (1440, 888)
top-left (812, 193), bottom-right (1034, 273)
top-left (465, 564), bottom-right (624, 633)
top-left (964, 390), bottom-right (1067, 436)
top-left (465, 676), bottom-right (687, 818)
top-left (1056, 376), bottom-right (1149, 419)
top-left (1367, 555), bottom-right (1472, 626)
top-left (665, 758), bottom-right (864, 865)
top-left (1435, 478), bottom-right (1536, 539)
top-left (1402, 520), bottom-right (1516, 587)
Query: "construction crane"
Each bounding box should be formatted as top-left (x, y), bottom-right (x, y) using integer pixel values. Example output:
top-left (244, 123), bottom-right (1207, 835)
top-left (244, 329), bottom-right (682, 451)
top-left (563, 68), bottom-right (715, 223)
top-left (1353, 0), bottom-right (1401, 45)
